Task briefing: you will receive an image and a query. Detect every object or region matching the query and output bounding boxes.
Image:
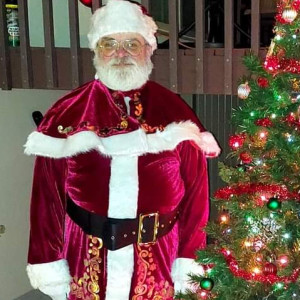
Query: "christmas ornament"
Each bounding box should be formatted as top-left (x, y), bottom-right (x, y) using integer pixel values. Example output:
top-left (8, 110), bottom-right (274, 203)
top-left (78, 0), bottom-right (92, 8)
top-left (293, 0), bottom-right (300, 10)
top-left (263, 263), bottom-right (277, 276)
top-left (251, 130), bottom-right (268, 148)
top-left (238, 82), bottom-right (251, 99)
top-left (239, 151), bottom-right (253, 164)
top-left (282, 6), bottom-right (297, 23)
top-left (255, 117), bottom-right (273, 127)
top-left (197, 290), bottom-right (209, 300)
top-left (264, 56), bottom-right (281, 73)
top-left (200, 278), bottom-right (214, 291)
top-left (237, 163), bottom-right (247, 172)
top-left (267, 198), bottom-right (281, 211)
top-left (257, 77), bottom-right (269, 88)
top-left (291, 79), bottom-right (300, 92)
top-left (291, 92), bottom-right (300, 103)
top-left (229, 134), bottom-right (246, 150)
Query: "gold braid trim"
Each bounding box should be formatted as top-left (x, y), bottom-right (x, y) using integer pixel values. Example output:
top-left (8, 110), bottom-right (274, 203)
top-left (133, 245), bottom-right (174, 300)
top-left (70, 236), bottom-right (103, 300)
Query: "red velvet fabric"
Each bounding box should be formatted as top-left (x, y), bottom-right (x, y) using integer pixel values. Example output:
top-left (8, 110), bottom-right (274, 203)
top-left (36, 80), bottom-right (205, 138)
top-left (27, 80), bottom-right (209, 299)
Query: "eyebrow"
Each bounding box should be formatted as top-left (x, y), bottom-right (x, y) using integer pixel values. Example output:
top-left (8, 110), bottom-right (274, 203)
top-left (101, 37), bottom-right (141, 42)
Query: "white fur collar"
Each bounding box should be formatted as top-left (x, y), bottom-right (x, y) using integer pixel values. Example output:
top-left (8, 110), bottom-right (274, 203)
top-left (24, 121), bottom-right (220, 158)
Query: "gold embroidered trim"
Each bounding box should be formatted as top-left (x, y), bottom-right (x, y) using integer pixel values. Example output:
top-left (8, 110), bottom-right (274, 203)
top-left (133, 245), bottom-right (174, 300)
top-left (70, 236), bottom-right (103, 299)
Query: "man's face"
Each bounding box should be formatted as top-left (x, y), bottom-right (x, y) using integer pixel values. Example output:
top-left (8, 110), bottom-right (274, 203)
top-left (93, 32), bottom-right (154, 91)
top-left (96, 32), bottom-right (150, 67)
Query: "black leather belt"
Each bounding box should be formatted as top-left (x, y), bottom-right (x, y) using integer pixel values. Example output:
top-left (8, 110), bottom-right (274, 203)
top-left (66, 198), bottom-right (179, 251)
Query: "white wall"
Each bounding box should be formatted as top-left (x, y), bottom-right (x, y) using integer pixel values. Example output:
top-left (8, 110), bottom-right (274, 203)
top-left (0, 89), bottom-right (68, 300)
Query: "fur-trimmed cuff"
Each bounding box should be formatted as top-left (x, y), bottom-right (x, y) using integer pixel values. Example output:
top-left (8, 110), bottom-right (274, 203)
top-left (27, 259), bottom-right (71, 300)
top-left (171, 258), bottom-right (204, 293)
top-left (199, 131), bottom-right (221, 158)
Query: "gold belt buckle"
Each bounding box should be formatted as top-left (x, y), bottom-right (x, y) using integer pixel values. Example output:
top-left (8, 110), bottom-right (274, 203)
top-left (138, 212), bottom-right (159, 245)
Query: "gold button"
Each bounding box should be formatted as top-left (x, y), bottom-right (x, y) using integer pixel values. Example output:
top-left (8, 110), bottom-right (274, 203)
top-left (142, 229), bottom-right (146, 233)
top-left (132, 231), bottom-right (136, 235)
top-left (169, 221), bottom-right (172, 224)
top-left (124, 234), bottom-right (127, 238)
top-left (161, 224), bottom-right (165, 228)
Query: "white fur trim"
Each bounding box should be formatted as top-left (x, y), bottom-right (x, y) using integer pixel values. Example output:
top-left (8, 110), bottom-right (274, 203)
top-left (171, 258), bottom-right (204, 293)
top-left (88, 0), bottom-right (158, 53)
top-left (27, 259), bottom-right (71, 299)
top-left (108, 156), bottom-right (138, 218)
top-left (24, 121), bottom-right (221, 158)
top-left (105, 156), bottom-right (138, 299)
top-left (106, 246), bottom-right (134, 300)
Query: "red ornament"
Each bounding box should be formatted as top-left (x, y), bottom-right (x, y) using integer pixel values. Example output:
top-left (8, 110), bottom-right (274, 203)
top-left (263, 263), bottom-right (277, 276)
top-left (293, 0), bottom-right (300, 11)
top-left (286, 112), bottom-right (297, 123)
top-left (257, 77), bottom-right (269, 88)
top-left (79, 0), bottom-right (92, 8)
top-left (229, 134), bottom-right (246, 150)
top-left (264, 56), bottom-right (281, 73)
top-left (255, 117), bottom-right (273, 127)
top-left (239, 151), bottom-right (253, 164)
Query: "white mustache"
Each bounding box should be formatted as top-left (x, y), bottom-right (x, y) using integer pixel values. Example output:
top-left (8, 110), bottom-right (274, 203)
top-left (107, 57), bottom-right (137, 67)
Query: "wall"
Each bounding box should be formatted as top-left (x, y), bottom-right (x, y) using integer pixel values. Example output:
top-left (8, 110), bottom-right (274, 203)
top-left (0, 89), bottom-right (68, 300)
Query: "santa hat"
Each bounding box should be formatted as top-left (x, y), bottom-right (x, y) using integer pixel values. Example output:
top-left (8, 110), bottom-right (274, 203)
top-left (87, 0), bottom-right (158, 53)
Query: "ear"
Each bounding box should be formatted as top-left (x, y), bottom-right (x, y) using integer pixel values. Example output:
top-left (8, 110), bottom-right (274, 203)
top-left (145, 44), bottom-right (153, 57)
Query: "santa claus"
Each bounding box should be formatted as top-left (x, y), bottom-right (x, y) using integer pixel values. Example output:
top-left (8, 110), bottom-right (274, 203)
top-left (24, 1), bottom-right (221, 299)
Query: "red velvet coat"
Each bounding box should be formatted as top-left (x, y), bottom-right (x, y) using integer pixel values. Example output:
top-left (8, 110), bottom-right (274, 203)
top-left (25, 80), bottom-right (220, 300)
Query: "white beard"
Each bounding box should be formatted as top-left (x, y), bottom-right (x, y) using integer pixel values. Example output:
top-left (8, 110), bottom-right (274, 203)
top-left (94, 55), bottom-right (153, 91)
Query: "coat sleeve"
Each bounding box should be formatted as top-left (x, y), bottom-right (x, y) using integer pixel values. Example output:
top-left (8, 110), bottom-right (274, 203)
top-left (26, 156), bottom-right (71, 300)
top-left (171, 141), bottom-right (209, 293)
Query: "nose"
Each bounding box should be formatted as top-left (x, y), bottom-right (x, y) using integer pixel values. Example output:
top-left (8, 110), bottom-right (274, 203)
top-left (115, 47), bottom-right (129, 58)
top-left (116, 47), bottom-right (128, 57)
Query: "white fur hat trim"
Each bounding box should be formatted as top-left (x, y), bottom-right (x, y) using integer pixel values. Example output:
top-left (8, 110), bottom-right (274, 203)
top-left (87, 0), bottom-right (158, 53)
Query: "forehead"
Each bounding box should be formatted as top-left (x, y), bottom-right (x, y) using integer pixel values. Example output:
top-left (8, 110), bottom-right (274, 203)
top-left (101, 32), bottom-right (145, 42)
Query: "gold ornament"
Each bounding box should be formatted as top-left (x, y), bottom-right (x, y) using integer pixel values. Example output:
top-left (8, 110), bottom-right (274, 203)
top-left (238, 82), bottom-right (251, 99)
top-left (57, 125), bottom-right (73, 135)
top-left (282, 6), bottom-right (297, 23)
top-left (120, 118), bottom-right (128, 129)
top-left (291, 78), bottom-right (300, 92)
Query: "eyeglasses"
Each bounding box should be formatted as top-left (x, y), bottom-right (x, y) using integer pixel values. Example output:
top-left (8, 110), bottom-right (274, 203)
top-left (98, 38), bottom-right (148, 57)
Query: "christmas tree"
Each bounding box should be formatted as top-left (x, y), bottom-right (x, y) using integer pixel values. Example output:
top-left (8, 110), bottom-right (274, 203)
top-left (178, 1), bottom-right (300, 299)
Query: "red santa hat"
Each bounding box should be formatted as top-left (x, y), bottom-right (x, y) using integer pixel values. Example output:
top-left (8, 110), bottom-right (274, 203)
top-left (87, 0), bottom-right (158, 53)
